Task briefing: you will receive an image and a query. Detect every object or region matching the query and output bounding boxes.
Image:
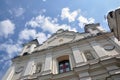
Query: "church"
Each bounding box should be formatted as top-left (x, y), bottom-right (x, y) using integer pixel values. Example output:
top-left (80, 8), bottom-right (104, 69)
top-left (3, 23), bottom-right (120, 80)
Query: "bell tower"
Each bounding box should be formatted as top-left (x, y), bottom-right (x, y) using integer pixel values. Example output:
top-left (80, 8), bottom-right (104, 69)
top-left (20, 39), bottom-right (39, 56)
top-left (84, 23), bottom-right (106, 36)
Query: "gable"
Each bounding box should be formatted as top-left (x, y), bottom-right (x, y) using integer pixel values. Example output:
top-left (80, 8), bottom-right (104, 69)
top-left (36, 33), bottom-right (73, 50)
top-left (35, 30), bottom-right (86, 51)
top-left (47, 34), bottom-right (74, 46)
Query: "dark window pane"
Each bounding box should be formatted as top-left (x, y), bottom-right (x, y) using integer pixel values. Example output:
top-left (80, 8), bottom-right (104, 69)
top-left (59, 60), bottom-right (70, 73)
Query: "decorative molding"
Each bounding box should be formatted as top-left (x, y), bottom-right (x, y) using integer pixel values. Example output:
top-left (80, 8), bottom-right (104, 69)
top-left (15, 66), bottom-right (24, 74)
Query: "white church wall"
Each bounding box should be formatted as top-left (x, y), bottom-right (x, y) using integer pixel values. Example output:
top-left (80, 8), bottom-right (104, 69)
top-left (52, 47), bottom-right (74, 74)
top-left (3, 25), bottom-right (120, 80)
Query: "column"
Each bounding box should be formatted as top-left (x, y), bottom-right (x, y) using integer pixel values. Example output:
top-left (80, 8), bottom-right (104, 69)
top-left (71, 46), bottom-right (85, 67)
top-left (79, 71), bottom-right (92, 80)
top-left (53, 58), bottom-right (59, 74)
top-left (42, 53), bottom-right (52, 75)
top-left (23, 60), bottom-right (35, 76)
top-left (90, 41), bottom-right (108, 58)
top-left (2, 66), bottom-right (15, 80)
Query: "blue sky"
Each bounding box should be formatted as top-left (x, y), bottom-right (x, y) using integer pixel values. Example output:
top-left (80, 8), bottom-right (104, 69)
top-left (0, 0), bottom-right (120, 79)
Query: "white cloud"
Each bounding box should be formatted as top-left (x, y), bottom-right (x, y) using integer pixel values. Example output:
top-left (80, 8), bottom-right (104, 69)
top-left (26, 15), bottom-right (77, 33)
top-left (36, 32), bottom-right (50, 44)
top-left (78, 16), bottom-right (95, 28)
top-left (19, 28), bottom-right (49, 44)
top-left (42, 0), bottom-right (46, 2)
top-left (61, 7), bottom-right (80, 22)
top-left (0, 39), bottom-right (22, 66)
top-left (0, 43), bottom-right (22, 57)
top-left (9, 7), bottom-right (25, 17)
top-left (60, 7), bottom-right (95, 28)
top-left (19, 29), bottom-right (36, 40)
top-left (0, 19), bottom-right (15, 38)
top-left (32, 9), bottom-right (46, 15)
top-left (0, 55), bottom-right (7, 63)
top-left (39, 9), bottom-right (46, 14)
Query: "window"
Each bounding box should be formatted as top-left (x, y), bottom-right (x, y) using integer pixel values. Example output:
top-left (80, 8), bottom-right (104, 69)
top-left (103, 44), bottom-right (115, 51)
top-left (35, 63), bottom-right (42, 73)
top-left (59, 60), bottom-right (70, 73)
top-left (23, 52), bottom-right (29, 56)
top-left (84, 51), bottom-right (95, 61)
top-left (109, 11), bottom-right (113, 18)
top-left (97, 33), bottom-right (102, 35)
top-left (57, 55), bottom-right (71, 73)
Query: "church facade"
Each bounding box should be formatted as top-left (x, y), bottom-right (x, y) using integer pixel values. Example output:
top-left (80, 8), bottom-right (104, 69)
top-left (3, 23), bottom-right (120, 80)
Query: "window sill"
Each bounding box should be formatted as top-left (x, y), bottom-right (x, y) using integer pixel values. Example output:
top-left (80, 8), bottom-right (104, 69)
top-left (53, 70), bottom-right (74, 79)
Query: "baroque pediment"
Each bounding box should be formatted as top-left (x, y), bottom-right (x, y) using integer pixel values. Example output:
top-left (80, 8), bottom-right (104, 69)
top-left (35, 29), bottom-right (86, 51)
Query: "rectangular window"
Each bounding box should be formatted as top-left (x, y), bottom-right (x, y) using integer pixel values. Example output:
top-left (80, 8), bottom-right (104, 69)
top-left (59, 60), bottom-right (70, 73)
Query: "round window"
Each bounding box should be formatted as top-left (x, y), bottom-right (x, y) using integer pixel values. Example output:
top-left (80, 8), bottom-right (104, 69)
top-left (103, 44), bottom-right (115, 51)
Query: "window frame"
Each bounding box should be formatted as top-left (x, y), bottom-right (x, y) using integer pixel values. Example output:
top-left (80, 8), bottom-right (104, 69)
top-left (56, 55), bottom-right (71, 74)
top-left (58, 60), bottom-right (71, 73)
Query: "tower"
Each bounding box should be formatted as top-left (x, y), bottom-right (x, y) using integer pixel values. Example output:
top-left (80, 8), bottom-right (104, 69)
top-left (84, 23), bottom-right (106, 36)
top-left (107, 8), bottom-right (120, 40)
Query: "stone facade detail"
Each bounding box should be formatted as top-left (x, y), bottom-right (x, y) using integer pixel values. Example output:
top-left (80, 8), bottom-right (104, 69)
top-left (3, 23), bottom-right (120, 80)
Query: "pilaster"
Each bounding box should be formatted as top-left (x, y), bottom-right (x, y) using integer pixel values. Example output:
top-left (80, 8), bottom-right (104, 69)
top-left (90, 41), bottom-right (108, 59)
top-left (23, 59), bottom-right (36, 76)
top-left (71, 46), bottom-right (85, 67)
top-left (42, 53), bottom-right (52, 75)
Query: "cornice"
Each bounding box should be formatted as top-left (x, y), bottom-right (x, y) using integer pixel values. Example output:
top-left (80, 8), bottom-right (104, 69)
top-left (13, 32), bottom-right (113, 60)
top-left (19, 56), bottom-right (120, 80)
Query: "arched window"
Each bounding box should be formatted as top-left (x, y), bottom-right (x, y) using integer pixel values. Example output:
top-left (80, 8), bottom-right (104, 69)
top-left (57, 55), bottom-right (71, 73)
top-left (23, 52), bottom-right (29, 56)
